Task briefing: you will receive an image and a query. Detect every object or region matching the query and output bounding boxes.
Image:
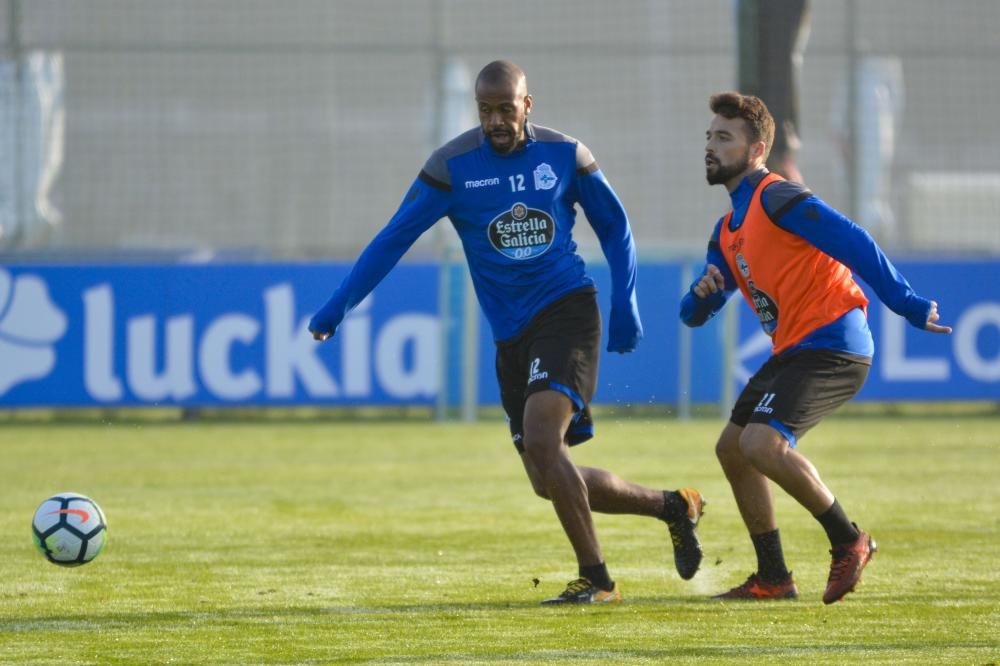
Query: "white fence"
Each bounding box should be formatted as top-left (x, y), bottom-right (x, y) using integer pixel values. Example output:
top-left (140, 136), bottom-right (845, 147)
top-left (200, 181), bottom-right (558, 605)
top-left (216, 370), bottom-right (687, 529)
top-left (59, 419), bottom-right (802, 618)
top-left (2, 0), bottom-right (999, 258)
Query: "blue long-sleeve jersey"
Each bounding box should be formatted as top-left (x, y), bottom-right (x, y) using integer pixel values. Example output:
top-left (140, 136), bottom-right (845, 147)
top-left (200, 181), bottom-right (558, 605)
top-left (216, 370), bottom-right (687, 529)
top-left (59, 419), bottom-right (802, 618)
top-left (680, 170), bottom-right (933, 357)
top-left (310, 123), bottom-right (643, 350)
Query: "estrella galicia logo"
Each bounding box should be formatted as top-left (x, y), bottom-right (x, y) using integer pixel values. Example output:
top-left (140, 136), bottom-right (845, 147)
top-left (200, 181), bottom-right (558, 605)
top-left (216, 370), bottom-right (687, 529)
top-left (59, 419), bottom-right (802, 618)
top-left (0, 269), bottom-right (67, 395)
top-left (735, 253), bottom-right (777, 335)
top-left (488, 203), bottom-right (555, 260)
top-left (748, 279), bottom-right (778, 335)
top-left (533, 163), bottom-right (558, 191)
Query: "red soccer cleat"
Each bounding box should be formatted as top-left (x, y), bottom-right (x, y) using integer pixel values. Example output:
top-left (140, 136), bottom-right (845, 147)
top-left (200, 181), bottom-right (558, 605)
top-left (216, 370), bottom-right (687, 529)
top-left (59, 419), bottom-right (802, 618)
top-left (823, 525), bottom-right (877, 604)
top-left (712, 572), bottom-right (799, 600)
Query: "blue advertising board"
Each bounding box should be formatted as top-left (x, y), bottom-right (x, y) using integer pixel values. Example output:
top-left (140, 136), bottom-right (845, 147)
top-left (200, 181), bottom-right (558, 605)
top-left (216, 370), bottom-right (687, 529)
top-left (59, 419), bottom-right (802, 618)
top-left (0, 259), bottom-right (996, 408)
top-left (0, 263), bottom-right (439, 407)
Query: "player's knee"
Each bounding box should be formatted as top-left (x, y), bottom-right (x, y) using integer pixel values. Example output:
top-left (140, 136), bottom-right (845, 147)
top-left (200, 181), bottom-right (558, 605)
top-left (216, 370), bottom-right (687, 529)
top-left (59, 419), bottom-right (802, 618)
top-left (715, 436), bottom-right (736, 464)
top-left (738, 429), bottom-right (783, 468)
top-left (521, 433), bottom-right (558, 467)
top-left (521, 450), bottom-right (552, 500)
top-left (715, 431), bottom-right (744, 470)
top-left (529, 479), bottom-right (550, 501)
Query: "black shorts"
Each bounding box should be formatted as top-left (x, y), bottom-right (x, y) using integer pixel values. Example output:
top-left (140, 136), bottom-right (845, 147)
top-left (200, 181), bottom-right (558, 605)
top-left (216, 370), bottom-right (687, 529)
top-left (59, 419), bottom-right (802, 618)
top-left (495, 288), bottom-right (600, 453)
top-left (730, 348), bottom-right (871, 447)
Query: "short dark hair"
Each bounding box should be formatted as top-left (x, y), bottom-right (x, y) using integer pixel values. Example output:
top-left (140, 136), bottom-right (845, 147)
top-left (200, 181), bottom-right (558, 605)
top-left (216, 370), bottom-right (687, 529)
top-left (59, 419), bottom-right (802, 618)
top-left (709, 91), bottom-right (775, 157)
top-left (476, 60), bottom-right (527, 93)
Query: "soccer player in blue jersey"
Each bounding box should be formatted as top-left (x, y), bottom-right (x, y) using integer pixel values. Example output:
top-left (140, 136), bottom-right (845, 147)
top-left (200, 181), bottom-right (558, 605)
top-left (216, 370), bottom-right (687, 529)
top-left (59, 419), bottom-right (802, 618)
top-left (310, 60), bottom-right (705, 605)
top-left (682, 91), bottom-right (951, 603)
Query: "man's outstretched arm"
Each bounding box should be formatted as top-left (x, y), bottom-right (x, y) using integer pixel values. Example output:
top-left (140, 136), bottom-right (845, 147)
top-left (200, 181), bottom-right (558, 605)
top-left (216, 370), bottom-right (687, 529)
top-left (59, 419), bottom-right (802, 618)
top-left (767, 187), bottom-right (952, 334)
top-left (309, 179), bottom-right (449, 340)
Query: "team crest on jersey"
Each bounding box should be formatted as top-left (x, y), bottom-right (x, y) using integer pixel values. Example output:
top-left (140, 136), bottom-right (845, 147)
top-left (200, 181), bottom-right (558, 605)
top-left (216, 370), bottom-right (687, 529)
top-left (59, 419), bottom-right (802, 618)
top-left (735, 253), bottom-right (751, 277)
top-left (533, 163), bottom-right (558, 191)
top-left (488, 203), bottom-right (555, 261)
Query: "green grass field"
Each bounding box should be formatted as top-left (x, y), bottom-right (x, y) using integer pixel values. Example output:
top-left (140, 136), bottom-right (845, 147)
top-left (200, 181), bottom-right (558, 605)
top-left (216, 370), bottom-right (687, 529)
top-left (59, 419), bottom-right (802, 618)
top-left (1, 414), bottom-right (998, 665)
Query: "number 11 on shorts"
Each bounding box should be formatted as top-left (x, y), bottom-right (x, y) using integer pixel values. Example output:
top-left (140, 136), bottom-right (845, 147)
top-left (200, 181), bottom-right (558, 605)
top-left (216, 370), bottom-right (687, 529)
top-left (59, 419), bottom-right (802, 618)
top-left (754, 392), bottom-right (776, 415)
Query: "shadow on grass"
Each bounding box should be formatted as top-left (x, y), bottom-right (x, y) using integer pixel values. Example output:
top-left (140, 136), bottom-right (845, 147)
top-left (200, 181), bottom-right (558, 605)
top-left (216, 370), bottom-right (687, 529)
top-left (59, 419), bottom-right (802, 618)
top-left (4, 593), bottom-right (766, 634)
top-left (357, 643), bottom-right (1000, 663)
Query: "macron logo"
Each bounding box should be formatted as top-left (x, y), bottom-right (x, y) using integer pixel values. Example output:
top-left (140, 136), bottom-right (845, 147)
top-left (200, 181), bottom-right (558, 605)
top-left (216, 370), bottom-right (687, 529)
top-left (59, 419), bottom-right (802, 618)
top-left (464, 177), bottom-right (500, 189)
top-left (0, 269), bottom-right (67, 395)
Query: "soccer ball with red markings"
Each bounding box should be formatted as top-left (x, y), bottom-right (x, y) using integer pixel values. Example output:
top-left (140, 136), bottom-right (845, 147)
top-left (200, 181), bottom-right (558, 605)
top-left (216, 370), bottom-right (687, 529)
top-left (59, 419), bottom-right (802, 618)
top-left (32, 493), bottom-right (107, 566)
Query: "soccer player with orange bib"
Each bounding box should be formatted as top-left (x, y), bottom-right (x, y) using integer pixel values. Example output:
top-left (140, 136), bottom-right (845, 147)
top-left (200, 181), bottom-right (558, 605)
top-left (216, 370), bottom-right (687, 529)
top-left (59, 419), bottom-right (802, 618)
top-left (682, 91), bottom-right (952, 603)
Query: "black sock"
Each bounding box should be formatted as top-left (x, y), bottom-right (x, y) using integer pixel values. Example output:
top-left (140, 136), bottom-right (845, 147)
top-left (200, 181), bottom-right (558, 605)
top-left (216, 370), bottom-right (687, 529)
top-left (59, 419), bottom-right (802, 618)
top-left (579, 562), bottom-right (614, 591)
top-left (660, 490), bottom-right (687, 523)
top-left (816, 498), bottom-right (860, 546)
top-left (751, 529), bottom-right (790, 584)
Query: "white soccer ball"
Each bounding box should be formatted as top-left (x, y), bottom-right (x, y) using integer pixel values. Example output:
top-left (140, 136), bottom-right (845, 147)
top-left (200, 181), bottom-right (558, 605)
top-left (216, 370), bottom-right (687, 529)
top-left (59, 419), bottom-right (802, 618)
top-left (32, 493), bottom-right (108, 566)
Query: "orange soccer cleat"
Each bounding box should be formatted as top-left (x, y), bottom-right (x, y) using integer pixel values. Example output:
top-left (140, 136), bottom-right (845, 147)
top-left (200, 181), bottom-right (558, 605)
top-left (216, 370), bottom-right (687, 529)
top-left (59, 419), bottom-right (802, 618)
top-left (666, 488), bottom-right (707, 580)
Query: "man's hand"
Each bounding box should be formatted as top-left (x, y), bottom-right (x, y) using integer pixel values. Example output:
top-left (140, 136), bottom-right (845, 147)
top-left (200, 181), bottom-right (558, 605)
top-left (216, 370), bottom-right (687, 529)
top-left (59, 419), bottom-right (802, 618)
top-left (924, 300), bottom-right (953, 334)
top-left (693, 264), bottom-right (726, 299)
top-left (308, 313), bottom-right (336, 342)
top-left (607, 325), bottom-right (642, 354)
top-left (608, 301), bottom-right (643, 354)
